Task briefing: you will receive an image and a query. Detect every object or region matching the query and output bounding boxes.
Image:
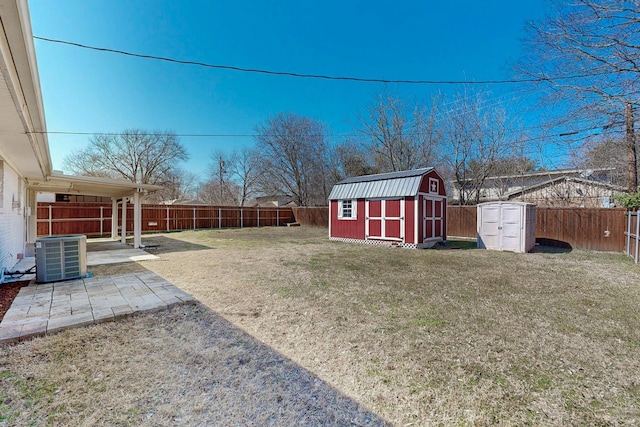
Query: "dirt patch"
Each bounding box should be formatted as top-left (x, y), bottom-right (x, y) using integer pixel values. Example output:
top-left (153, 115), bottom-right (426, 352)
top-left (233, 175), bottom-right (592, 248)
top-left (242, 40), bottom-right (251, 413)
top-left (0, 281), bottom-right (30, 322)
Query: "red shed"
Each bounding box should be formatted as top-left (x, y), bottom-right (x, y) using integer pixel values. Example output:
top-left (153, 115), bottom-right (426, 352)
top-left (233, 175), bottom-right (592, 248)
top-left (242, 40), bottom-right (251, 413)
top-left (328, 168), bottom-right (447, 249)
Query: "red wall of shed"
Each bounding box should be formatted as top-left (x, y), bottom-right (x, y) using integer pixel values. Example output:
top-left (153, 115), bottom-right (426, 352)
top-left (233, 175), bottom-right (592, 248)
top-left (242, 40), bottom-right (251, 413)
top-left (418, 170), bottom-right (447, 196)
top-left (330, 199), bottom-right (366, 239)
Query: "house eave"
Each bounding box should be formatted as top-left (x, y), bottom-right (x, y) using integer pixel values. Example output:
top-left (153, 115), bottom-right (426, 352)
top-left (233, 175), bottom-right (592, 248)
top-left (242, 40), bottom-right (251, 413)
top-left (0, 0), bottom-right (51, 179)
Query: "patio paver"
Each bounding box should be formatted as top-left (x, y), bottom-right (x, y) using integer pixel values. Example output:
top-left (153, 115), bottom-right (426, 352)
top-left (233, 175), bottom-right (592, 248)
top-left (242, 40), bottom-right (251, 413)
top-left (0, 272), bottom-right (196, 345)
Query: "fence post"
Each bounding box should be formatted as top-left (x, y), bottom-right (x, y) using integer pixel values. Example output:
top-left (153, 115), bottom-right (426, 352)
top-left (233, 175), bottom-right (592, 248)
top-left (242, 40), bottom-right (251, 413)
top-left (240, 208), bottom-right (243, 228)
top-left (100, 206), bottom-right (104, 236)
top-left (627, 211), bottom-right (631, 258)
top-left (193, 207), bottom-right (196, 230)
top-left (277, 209), bottom-right (279, 226)
top-left (629, 212), bottom-right (640, 264)
top-left (48, 204), bottom-right (52, 236)
top-left (257, 208), bottom-right (260, 228)
top-left (218, 208), bottom-right (222, 229)
top-left (166, 206), bottom-right (170, 231)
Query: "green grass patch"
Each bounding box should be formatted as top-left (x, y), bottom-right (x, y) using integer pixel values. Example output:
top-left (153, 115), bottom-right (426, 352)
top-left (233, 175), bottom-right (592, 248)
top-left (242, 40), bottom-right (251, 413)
top-left (412, 316), bottom-right (446, 328)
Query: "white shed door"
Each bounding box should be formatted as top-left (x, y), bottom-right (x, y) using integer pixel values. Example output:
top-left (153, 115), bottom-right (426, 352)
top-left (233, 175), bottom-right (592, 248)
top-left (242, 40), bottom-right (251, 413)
top-left (500, 206), bottom-right (523, 252)
top-left (479, 204), bottom-right (522, 252)
top-left (479, 205), bottom-right (501, 250)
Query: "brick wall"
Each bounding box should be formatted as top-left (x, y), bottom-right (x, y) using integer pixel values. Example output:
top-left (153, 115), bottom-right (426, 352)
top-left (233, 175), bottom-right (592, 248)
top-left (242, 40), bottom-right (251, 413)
top-left (0, 160), bottom-right (25, 271)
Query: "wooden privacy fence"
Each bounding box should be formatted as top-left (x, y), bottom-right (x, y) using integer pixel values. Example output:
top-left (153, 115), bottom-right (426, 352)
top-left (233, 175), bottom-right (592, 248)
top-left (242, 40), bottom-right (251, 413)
top-left (37, 203), bottom-right (295, 237)
top-left (446, 205), bottom-right (477, 238)
top-left (626, 211), bottom-right (639, 263)
top-left (291, 207), bottom-right (329, 227)
top-left (38, 203), bottom-right (631, 253)
top-left (448, 206), bottom-right (627, 253)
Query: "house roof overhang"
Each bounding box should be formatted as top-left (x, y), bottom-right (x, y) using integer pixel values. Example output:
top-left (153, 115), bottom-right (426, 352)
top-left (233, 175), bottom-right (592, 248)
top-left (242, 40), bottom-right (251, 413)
top-left (26, 173), bottom-right (163, 199)
top-left (0, 0), bottom-right (51, 179)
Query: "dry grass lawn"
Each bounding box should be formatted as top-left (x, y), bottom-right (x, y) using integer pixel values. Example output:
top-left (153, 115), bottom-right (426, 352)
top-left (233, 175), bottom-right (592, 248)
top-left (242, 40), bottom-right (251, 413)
top-left (2, 226), bottom-right (640, 426)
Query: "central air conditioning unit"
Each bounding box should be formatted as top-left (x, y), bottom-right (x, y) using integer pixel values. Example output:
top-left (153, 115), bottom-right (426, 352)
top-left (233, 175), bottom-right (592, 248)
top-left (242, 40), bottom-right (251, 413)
top-left (35, 235), bottom-right (87, 283)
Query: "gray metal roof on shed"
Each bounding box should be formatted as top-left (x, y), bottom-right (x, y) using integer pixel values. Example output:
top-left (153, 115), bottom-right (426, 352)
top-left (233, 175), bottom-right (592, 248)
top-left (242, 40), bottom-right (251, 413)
top-left (329, 167), bottom-right (435, 200)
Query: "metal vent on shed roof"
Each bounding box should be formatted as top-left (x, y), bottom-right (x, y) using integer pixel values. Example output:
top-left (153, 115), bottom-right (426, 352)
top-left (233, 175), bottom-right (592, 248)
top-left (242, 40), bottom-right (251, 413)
top-left (329, 167), bottom-right (435, 200)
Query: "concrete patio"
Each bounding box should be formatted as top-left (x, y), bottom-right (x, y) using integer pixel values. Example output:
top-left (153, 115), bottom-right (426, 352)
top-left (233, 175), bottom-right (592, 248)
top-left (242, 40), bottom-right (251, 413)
top-left (0, 240), bottom-right (196, 345)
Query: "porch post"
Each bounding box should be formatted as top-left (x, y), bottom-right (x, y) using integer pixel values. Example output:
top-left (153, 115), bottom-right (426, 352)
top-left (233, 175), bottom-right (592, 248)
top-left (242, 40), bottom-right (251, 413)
top-left (48, 204), bottom-right (52, 236)
top-left (121, 197), bottom-right (127, 244)
top-left (111, 198), bottom-right (118, 240)
top-left (25, 189), bottom-right (37, 244)
top-left (133, 190), bottom-right (142, 249)
top-left (99, 206), bottom-right (104, 236)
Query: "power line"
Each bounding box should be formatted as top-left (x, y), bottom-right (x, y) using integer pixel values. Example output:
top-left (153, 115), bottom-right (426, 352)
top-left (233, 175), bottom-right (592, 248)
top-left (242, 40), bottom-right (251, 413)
top-left (33, 36), bottom-right (607, 86)
top-left (42, 131), bottom-right (259, 138)
top-left (34, 121), bottom-right (618, 142)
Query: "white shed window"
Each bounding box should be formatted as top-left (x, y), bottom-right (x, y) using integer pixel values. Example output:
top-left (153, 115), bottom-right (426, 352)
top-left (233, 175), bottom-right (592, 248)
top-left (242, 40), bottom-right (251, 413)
top-left (338, 199), bottom-right (356, 219)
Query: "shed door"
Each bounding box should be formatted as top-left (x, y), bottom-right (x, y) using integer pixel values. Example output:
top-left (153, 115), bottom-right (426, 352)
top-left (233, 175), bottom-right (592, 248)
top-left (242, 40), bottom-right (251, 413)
top-left (479, 204), bottom-right (522, 252)
top-left (366, 199), bottom-right (403, 241)
top-left (478, 205), bottom-right (501, 250)
top-left (500, 205), bottom-right (523, 252)
top-left (423, 196), bottom-right (444, 240)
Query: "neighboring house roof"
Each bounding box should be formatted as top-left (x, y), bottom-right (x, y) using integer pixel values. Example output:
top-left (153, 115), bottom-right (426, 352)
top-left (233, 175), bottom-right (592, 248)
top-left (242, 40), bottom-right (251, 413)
top-left (329, 167), bottom-right (436, 200)
top-left (0, 0), bottom-right (51, 179)
top-left (160, 198), bottom-right (207, 205)
top-left (481, 167), bottom-right (613, 182)
top-left (450, 168), bottom-right (618, 202)
top-left (504, 176), bottom-right (625, 199)
top-left (454, 168), bottom-right (614, 190)
top-left (252, 195), bottom-right (297, 207)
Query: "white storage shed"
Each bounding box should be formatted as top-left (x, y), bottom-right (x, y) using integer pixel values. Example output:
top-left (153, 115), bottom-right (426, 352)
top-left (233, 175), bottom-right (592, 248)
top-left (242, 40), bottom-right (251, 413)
top-left (477, 202), bottom-right (536, 253)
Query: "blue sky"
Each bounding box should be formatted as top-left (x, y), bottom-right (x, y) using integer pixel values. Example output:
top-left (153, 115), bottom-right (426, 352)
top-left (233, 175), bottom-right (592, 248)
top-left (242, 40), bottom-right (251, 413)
top-left (29, 0), bottom-right (549, 180)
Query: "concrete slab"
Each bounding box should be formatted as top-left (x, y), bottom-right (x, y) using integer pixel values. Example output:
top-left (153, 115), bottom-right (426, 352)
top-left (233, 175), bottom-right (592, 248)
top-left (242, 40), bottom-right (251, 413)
top-left (48, 312), bottom-right (95, 334)
top-left (87, 249), bottom-right (158, 266)
top-left (0, 324), bottom-right (22, 341)
top-left (2, 306), bottom-right (30, 322)
top-left (111, 305), bottom-right (134, 316)
top-left (0, 271), bottom-right (196, 345)
top-left (93, 308), bottom-right (115, 323)
top-left (50, 306), bottom-right (72, 318)
top-left (20, 319), bottom-right (48, 339)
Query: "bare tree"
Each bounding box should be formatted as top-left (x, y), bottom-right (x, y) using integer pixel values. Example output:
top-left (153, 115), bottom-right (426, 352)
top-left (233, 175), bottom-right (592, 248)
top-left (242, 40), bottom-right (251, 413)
top-left (331, 140), bottom-right (379, 180)
top-left (357, 91), bottom-right (440, 172)
top-left (198, 150), bottom-right (241, 206)
top-left (518, 0), bottom-right (640, 191)
top-left (254, 112), bottom-right (332, 206)
top-left (442, 89), bottom-right (523, 204)
top-left (569, 136), bottom-right (627, 187)
top-left (151, 168), bottom-right (199, 203)
top-left (226, 147), bottom-right (262, 206)
top-left (64, 129), bottom-right (189, 185)
top-left (204, 147), bottom-right (262, 206)
top-left (196, 178), bottom-right (240, 206)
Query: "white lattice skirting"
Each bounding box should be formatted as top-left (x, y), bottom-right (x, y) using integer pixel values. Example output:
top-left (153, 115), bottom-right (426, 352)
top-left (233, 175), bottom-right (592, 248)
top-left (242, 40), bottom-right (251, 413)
top-left (329, 236), bottom-right (419, 249)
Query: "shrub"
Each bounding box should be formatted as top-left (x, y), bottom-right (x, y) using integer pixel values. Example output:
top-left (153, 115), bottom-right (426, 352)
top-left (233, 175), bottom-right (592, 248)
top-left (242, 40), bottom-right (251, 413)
top-left (616, 189), bottom-right (640, 210)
